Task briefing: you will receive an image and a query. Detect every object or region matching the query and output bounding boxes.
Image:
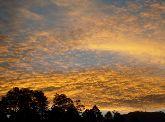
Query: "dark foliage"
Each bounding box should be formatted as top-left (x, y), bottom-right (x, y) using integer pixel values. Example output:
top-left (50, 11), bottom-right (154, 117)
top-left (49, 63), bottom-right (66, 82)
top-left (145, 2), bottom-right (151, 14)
top-left (0, 87), bottom-right (48, 121)
top-left (123, 111), bottom-right (165, 122)
top-left (82, 105), bottom-right (104, 122)
top-left (0, 87), bottom-right (164, 122)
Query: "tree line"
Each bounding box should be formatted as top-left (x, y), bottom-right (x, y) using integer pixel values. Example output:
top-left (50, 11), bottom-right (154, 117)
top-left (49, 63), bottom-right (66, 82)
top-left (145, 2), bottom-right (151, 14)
top-left (0, 87), bottom-right (164, 122)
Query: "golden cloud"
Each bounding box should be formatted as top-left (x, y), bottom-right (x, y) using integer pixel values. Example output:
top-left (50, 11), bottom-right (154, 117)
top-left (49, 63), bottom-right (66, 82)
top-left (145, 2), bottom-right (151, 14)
top-left (0, 68), bottom-right (164, 111)
top-left (0, 0), bottom-right (165, 112)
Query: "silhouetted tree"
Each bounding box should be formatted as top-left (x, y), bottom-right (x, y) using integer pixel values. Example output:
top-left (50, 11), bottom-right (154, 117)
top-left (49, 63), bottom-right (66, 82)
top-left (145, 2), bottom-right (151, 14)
top-left (0, 87), bottom-right (48, 121)
top-left (75, 99), bottom-right (85, 113)
top-left (15, 109), bottom-right (40, 121)
top-left (49, 93), bottom-right (81, 122)
top-left (104, 111), bottom-right (113, 122)
top-left (113, 111), bottom-right (125, 122)
top-left (33, 90), bottom-right (48, 120)
top-left (64, 106), bottom-right (82, 122)
top-left (52, 94), bottom-right (74, 111)
top-left (0, 100), bottom-right (7, 121)
top-left (82, 105), bottom-right (104, 122)
top-left (0, 87), bottom-right (165, 122)
top-left (48, 105), bottom-right (65, 122)
top-left (123, 111), bottom-right (165, 122)
top-left (92, 105), bottom-right (104, 122)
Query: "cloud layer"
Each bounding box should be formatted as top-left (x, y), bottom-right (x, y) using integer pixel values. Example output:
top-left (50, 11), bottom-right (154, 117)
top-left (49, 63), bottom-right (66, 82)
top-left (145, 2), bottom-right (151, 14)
top-left (0, 0), bottom-right (165, 112)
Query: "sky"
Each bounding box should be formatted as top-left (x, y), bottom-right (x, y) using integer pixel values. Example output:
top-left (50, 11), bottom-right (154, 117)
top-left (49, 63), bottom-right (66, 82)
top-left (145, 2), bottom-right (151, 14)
top-left (0, 0), bottom-right (165, 112)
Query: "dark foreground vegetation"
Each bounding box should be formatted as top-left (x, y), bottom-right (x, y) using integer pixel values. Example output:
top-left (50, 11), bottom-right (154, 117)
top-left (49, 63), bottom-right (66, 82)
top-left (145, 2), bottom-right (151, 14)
top-left (0, 87), bottom-right (164, 122)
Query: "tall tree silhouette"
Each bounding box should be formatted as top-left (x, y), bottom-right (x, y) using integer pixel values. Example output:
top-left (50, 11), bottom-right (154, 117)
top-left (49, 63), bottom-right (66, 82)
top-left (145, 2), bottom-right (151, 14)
top-left (52, 93), bottom-right (75, 111)
top-left (0, 87), bottom-right (48, 121)
top-left (49, 93), bottom-right (81, 122)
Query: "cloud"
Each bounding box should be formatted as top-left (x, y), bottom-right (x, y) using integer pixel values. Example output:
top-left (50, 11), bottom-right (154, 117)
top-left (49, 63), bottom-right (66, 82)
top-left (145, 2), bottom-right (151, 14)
top-left (0, 0), bottom-right (164, 74)
top-left (0, 0), bottom-right (165, 112)
top-left (18, 8), bottom-right (43, 21)
top-left (0, 69), bottom-right (164, 111)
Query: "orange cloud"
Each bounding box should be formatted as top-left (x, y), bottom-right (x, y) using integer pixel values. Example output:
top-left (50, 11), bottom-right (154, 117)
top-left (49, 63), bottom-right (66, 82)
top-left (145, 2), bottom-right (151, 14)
top-left (0, 0), bottom-right (164, 112)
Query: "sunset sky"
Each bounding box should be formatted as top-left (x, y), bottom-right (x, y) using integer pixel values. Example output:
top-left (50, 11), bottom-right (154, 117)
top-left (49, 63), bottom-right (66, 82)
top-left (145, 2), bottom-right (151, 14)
top-left (0, 0), bottom-right (165, 112)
